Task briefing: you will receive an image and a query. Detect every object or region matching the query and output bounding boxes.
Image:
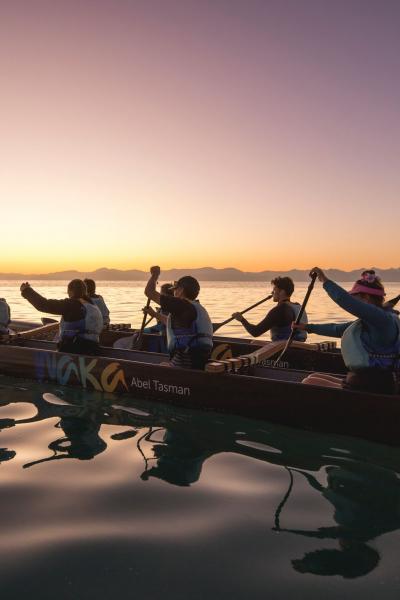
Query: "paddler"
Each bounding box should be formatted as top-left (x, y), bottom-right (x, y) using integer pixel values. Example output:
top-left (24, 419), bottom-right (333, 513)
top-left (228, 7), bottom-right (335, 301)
top-left (0, 298), bottom-right (11, 338)
top-left (20, 279), bottom-right (103, 355)
top-left (140, 283), bottom-right (173, 353)
top-left (112, 283), bottom-right (174, 351)
top-left (83, 278), bottom-right (111, 327)
top-left (292, 268), bottom-right (400, 394)
top-left (232, 277), bottom-right (308, 341)
top-left (0, 297), bottom-right (11, 332)
top-left (144, 266), bottom-right (213, 369)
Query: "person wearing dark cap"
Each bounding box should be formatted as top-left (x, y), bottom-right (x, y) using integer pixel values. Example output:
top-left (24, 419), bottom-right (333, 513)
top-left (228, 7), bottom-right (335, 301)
top-left (144, 266), bottom-right (213, 369)
top-left (293, 268), bottom-right (400, 393)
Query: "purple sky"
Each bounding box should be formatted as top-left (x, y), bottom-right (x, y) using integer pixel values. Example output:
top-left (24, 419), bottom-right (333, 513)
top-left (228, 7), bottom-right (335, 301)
top-left (1, 0), bottom-right (399, 271)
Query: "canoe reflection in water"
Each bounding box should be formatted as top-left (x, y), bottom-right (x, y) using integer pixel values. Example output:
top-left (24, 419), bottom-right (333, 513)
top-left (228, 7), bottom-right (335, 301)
top-left (2, 383), bottom-right (400, 580)
top-left (274, 462), bottom-right (400, 578)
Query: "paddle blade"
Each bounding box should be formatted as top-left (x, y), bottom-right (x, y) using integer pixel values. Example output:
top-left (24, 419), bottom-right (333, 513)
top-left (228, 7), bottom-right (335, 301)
top-left (110, 430), bottom-right (138, 441)
top-left (43, 392), bottom-right (72, 406)
top-left (111, 404), bottom-right (151, 417)
top-left (42, 393), bottom-right (83, 408)
top-left (205, 340), bottom-right (286, 374)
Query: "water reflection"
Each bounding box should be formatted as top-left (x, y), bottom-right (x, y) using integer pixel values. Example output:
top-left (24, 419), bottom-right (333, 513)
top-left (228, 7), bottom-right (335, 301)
top-left (1, 381), bottom-right (400, 584)
top-left (24, 416), bottom-right (107, 467)
top-left (0, 397), bottom-right (17, 465)
top-left (0, 447), bottom-right (16, 464)
top-left (275, 463), bottom-right (400, 578)
top-left (139, 429), bottom-right (213, 486)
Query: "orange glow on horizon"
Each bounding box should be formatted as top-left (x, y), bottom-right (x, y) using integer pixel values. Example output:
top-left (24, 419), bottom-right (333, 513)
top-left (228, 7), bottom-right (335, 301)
top-left (1, 3), bottom-right (399, 276)
top-left (1, 252), bottom-right (398, 275)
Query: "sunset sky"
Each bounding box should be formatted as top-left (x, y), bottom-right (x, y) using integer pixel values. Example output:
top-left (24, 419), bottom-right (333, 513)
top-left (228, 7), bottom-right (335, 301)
top-left (1, 0), bottom-right (399, 273)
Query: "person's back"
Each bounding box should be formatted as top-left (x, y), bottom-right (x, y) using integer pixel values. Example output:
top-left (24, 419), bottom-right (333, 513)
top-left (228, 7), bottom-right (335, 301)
top-left (0, 298), bottom-right (11, 335)
top-left (84, 279), bottom-right (110, 326)
top-left (144, 268), bottom-right (213, 369)
top-left (165, 295), bottom-right (214, 368)
top-left (21, 279), bottom-right (103, 355)
top-left (58, 299), bottom-right (103, 354)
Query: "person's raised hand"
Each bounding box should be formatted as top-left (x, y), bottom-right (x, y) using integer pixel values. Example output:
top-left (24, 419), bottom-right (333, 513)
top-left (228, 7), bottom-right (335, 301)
top-left (309, 267), bottom-right (327, 283)
top-left (142, 306), bottom-right (157, 318)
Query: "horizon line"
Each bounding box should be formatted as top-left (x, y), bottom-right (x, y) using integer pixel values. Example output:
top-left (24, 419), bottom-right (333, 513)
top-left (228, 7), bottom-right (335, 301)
top-left (1, 265), bottom-right (400, 276)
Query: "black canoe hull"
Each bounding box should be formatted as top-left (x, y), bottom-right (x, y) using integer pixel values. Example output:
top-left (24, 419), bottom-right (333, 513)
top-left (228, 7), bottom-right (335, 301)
top-left (0, 343), bottom-right (399, 446)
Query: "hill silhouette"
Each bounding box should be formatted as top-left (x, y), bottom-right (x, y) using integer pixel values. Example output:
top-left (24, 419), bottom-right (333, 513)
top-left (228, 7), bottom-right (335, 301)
top-left (1, 267), bottom-right (400, 281)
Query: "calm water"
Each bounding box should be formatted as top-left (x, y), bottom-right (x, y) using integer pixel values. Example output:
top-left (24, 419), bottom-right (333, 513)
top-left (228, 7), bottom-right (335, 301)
top-left (3, 279), bottom-right (400, 343)
top-left (1, 281), bottom-right (400, 599)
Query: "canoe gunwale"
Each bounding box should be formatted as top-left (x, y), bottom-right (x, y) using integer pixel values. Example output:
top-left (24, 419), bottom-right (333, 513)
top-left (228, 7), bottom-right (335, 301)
top-left (0, 342), bottom-right (400, 448)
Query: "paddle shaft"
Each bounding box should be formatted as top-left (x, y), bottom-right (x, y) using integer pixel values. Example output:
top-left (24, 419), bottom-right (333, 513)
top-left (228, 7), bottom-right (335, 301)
top-left (133, 297), bottom-right (152, 349)
top-left (144, 315), bottom-right (155, 328)
top-left (213, 294), bottom-right (273, 333)
top-left (272, 272), bottom-right (318, 367)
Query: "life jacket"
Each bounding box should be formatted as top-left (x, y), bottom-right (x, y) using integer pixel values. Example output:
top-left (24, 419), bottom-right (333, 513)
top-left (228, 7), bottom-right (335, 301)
top-left (143, 322), bottom-right (166, 353)
top-left (144, 322), bottom-right (165, 335)
top-left (59, 302), bottom-right (103, 343)
top-left (166, 300), bottom-right (213, 354)
top-left (91, 295), bottom-right (110, 325)
top-left (270, 302), bottom-right (308, 342)
top-left (0, 298), bottom-right (11, 334)
top-left (341, 316), bottom-right (400, 371)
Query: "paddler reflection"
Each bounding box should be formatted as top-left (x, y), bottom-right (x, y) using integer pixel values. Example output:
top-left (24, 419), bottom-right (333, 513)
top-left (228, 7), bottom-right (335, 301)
top-left (24, 414), bottom-right (108, 467)
top-left (2, 390), bottom-right (148, 468)
top-left (274, 462), bottom-right (400, 578)
top-left (20, 390), bottom-right (115, 467)
top-left (0, 446), bottom-right (16, 465)
top-left (0, 397), bottom-right (18, 466)
top-left (139, 428), bottom-right (213, 486)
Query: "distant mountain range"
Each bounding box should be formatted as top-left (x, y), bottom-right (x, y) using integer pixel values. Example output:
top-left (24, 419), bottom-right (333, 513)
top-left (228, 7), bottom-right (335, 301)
top-left (1, 266), bottom-right (400, 281)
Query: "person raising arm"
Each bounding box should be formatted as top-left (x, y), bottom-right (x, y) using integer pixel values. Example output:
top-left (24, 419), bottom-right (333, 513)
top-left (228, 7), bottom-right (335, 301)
top-left (144, 266), bottom-right (213, 370)
top-left (293, 268), bottom-right (400, 394)
top-left (20, 279), bottom-right (103, 355)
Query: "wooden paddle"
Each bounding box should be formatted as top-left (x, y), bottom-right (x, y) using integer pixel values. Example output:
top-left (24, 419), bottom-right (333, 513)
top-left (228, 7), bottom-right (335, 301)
top-left (206, 339), bottom-right (336, 373)
top-left (213, 294), bottom-right (273, 333)
top-left (14, 322), bottom-right (59, 341)
top-left (272, 271), bottom-right (318, 367)
top-left (42, 392), bottom-right (83, 408)
top-left (132, 298), bottom-right (152, 350)
top-left (206, 340), bottom-right (287, 373)
top-left (144, 315), bottom-right (155, 328)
